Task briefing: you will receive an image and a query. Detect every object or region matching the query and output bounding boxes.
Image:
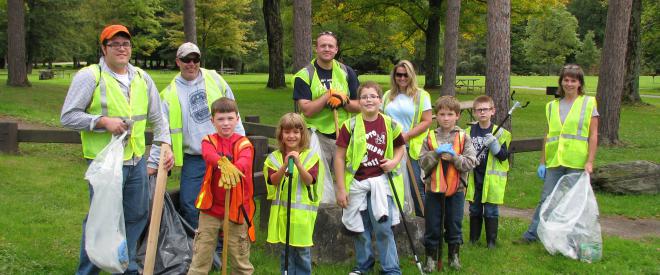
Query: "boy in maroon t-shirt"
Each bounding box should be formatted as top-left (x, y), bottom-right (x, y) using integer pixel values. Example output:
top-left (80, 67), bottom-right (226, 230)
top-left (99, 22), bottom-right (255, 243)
top-left (334, 81), bottom-right (406, 275)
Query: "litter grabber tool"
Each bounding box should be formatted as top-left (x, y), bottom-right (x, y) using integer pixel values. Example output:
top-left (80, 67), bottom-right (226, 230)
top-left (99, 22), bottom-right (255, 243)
top-left (283, 157), bottom-right (295, 275)
top-left (406, 160), bottom-right (425, 216)
top-left (143, 143), bottom-right (171, 275)
top-left (476, 90), bottom-right (530, 157)
top-left (385, 171), bottom-right (425, 275)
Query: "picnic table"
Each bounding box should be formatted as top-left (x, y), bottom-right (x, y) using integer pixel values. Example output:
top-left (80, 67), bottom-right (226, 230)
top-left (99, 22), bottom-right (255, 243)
top-left (455, 78), bottom-right (481, 93)
top-left (217, 68), bottom-right (237, 75)
top-left (460, 100), bottom-right (475, 122)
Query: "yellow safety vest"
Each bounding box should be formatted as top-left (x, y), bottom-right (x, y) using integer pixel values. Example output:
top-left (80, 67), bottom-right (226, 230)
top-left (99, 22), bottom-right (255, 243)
top-left (382, 89), bottom-right (431, 160)
top-left (342, 114), bottom-right (405, 205)
top-left (545, 95), bottom-right (596, 169)
top-left (160, 68), bottom-right (227, 166)
top-left (80, 64), bottom-right (148, 160)
top-left (264, 149), bottom-right (324, 247)
top-left (465, 125), bottom-right (511, 204)
top-left (293, 59), bottom-right (351, 134)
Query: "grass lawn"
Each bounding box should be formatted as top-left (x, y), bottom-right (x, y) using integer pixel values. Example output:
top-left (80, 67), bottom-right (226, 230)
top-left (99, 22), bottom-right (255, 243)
top-left (1, 70), bottom-right (658, 273)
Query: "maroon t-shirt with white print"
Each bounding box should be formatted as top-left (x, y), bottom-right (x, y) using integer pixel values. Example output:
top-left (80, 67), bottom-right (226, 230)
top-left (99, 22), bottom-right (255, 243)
top-left (336, 114), bottom-right (405, 181)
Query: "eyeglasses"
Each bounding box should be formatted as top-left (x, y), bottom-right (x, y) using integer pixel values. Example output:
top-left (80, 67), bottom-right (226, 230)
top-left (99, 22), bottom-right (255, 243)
top-left (359, 94), bottom-right (380, 100)
top-left (180, 56), bottom-right (200, 64)
top-left (395, 73), bottom-right (408, 78)
top-left (475, 108), bottom-right (492, 113)
top-left (105, 41), bottom-right (131, 49)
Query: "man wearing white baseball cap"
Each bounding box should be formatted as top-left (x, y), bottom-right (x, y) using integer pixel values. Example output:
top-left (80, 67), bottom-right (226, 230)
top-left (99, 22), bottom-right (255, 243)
top-left (148, 42), bottom-right (245, 231)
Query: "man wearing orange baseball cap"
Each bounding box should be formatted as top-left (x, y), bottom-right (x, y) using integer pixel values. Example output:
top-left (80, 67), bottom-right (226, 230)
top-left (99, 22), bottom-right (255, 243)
top-left (61, 24), bottom-right (173, 274)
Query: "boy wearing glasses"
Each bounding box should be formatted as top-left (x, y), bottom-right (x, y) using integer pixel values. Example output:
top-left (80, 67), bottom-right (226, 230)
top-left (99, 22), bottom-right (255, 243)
top-left (61, 24), bottom-right (172, 274)
top-left (465, 95), bottom-right (510, 249)
top-left (335, 81), bottom-right (405, 275)
top-left (149, 42), bottom-right (245, 231)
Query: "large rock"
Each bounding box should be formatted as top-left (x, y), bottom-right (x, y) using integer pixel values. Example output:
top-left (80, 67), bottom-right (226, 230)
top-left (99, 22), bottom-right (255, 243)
top-left (310, 204), bottom-right (425, 264)
top-left (591, 160), bottom-right (660, 194)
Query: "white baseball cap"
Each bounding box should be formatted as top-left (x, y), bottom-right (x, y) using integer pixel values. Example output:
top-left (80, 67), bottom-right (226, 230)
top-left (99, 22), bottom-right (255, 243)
top-left (176, 42), bottom-right (201, 58)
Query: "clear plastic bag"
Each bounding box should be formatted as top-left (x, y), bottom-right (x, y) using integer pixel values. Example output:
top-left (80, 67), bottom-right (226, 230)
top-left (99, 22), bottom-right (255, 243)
top-left (398, 154), bottom-right (415, 216)
top-left (84, 132), bottom-right (129, 273)
top-left (537, 172), bottom-right (603, 262)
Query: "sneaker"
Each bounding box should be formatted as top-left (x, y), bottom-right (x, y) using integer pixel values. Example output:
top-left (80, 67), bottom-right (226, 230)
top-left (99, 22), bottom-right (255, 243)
top-left (423, 257), bottom-right (437, 273)
top-left (348, 268), bottom-right (363, 275)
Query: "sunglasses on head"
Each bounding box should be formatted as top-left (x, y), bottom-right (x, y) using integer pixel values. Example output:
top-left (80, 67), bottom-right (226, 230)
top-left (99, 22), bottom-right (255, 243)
top-left (180, 56), bottom-right (200, 64)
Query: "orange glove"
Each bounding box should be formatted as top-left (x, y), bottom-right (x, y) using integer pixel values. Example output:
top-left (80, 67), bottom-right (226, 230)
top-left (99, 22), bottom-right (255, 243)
top-left (326, 89), bottom-right (349, 109)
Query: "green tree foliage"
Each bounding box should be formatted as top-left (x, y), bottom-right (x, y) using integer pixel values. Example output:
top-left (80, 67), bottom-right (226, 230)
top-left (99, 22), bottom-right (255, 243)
top-left (566, 0), bottom-right (607, 47)
top-left (641, 0), bottom-right (660, 74)
top-left (576, 30), bottom-right (600, 74)
top-left (0, 0), bottom-right (7, 66)
top-left (523, 6), bottom-right (580, 75)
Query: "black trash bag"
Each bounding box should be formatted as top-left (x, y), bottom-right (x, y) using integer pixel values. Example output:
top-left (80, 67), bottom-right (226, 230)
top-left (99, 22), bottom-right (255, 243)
top-left (136, 176), bottom-right (194, 274)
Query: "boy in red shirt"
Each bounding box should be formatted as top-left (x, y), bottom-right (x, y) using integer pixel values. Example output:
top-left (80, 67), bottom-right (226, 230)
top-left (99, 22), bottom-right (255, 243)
top-left (188, 98), bottom-right (255, 275)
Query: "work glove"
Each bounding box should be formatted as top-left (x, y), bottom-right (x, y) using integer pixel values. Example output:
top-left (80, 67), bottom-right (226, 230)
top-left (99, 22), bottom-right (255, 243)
top-left (537, 164), bottom-right (546, 180)
top-left (435, 144), bottom-right (456, 156)
top-left (326, 89), bottom-right (349, 109)
top-left (485, 133), bottom-right (501, 155)
top-left (217, 156), bottom-right (245, 189)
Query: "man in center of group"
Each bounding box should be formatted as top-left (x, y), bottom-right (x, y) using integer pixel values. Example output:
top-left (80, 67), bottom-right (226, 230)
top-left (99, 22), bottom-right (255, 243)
top-left (293, 31), bottom-right (360, 203)
top-left (148, 42), bottom-right (245, 230)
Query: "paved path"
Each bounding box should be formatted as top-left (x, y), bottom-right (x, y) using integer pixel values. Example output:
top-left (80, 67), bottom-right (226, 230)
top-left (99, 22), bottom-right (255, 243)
top-left (497, 206), bottom-right (660, 240)
top-left (511, 86), bottom-right (660, 98)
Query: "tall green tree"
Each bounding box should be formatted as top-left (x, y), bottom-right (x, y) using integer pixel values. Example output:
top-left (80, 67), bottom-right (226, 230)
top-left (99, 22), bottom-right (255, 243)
top-left (622, 0), bottom-right (643, 104)
top-left (641, 0), bottom-right (659, 74)
top-left (566, 0), bottom-right (607, 46)
top-left (7, 0), bottom-right (30, 86)
top-left (0, 0), bottom-right (7, 69)
top-left (263, 0), bottom-right (285, 88)
top-left (575, 30), bottom-right (600, 73)
top-left (196, 0), bottom-right (255, 68)
top-left (523, 6), bottom-right (580, 75)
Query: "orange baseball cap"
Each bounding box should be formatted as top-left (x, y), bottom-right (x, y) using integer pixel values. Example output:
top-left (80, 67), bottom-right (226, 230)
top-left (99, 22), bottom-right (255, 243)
top-left (99, 25), bottom-right (131, 44)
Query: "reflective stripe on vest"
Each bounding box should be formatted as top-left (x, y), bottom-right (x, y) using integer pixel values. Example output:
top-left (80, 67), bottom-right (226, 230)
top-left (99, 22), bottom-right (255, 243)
top-left (382, 89), bottom-right (431, 160)
top-left (80, 64), bottom-right (148, 160)
top-left (342, 114), bottom-right (405, 204)
top-left (465, 125), bottom-right (511, 204)
top-left (426, 129), bottom-right (465, 196)
top-left (161, 68), bottom-right (227, 166)
top-left (545, 95), bottom-right (595, 169)
top-left (293, 59), bottom-right (351, 134)
top-left (265, 149), bottom-right (323, 246)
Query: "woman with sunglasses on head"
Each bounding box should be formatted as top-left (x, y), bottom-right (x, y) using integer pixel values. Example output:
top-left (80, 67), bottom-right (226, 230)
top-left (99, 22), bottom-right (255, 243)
top-left (381, 60), bottom-right (433, 217)
top-left (516, 63), bottom-right (599, 244)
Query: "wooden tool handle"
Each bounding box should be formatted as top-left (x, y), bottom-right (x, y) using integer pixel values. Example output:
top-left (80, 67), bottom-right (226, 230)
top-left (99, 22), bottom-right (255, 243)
top-left (143, 143), bottom-right (171, 275)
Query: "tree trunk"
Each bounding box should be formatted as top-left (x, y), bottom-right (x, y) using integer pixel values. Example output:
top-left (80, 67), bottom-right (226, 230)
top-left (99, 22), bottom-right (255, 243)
top-left (622, 0), bottom-right (643, 104)
top-left (596, 0), bottom-right (633, 146)
top-left (424, 0), bottom-right (442, 89)
top-left (440, 0), bottom-right (460, 96)
top-left (263, 0), bottom-right (286, 88)
top-left (486, 0), bottom-right (511, 129)
top-left (183, 0), bottom-right (197, 44)
top-left (292, 0), bottom-right (312, 73)
top-left (7, 0), bottom-right (30, 86)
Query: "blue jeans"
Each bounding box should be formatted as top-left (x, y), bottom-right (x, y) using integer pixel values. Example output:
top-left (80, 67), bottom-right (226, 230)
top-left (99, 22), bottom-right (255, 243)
top-left (353, 194), bottom-right (401, 275)
top-left (523, 166), bottom-right (582, 241)
top-left (424, 191), bottom-right (465, 249)
top-left (407, 151), bottom-right (426, 217)
top-left (468, 187), bottom-right (499, 218)
top-left (77, 158), bottom-right (149, 275)
top-left (280, 246), bottom-right (312, 275)
top-left (179, 154), bottom-right (207, 229)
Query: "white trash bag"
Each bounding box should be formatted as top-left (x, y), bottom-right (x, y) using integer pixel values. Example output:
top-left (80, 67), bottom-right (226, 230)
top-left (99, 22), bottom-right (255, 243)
top-left (537, 172), bottom-right (602, 263)
top-left (309, 129), bottom-right (336, 204)
top-left (84, 132), bottom-right (129, 273)
top-left (398, 154), bottom-right (415, 216)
